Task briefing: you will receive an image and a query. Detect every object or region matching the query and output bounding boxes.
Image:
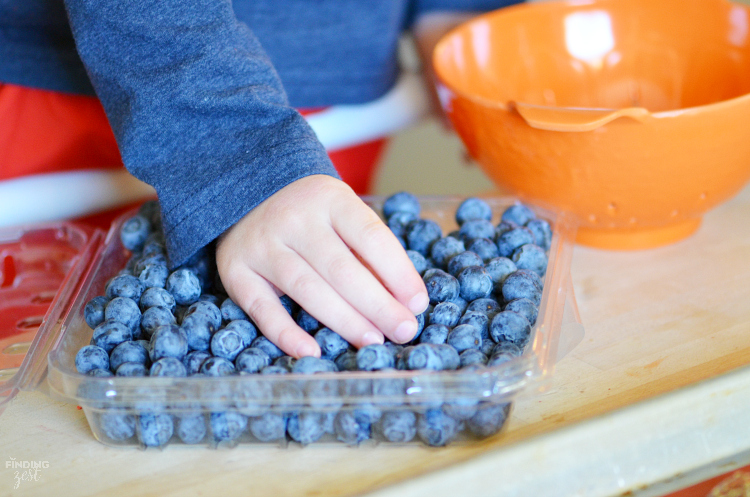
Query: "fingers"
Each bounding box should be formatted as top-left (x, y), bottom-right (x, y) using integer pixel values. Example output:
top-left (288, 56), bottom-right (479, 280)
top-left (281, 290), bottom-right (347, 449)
top-left (262, 247), bottom-right (387, 348)
top-left (331, 199), bottom-right (429, 315)
top-left (288, 228), bottom-right (419, 344)
top-left (220, 262), bottom-right (321, 359)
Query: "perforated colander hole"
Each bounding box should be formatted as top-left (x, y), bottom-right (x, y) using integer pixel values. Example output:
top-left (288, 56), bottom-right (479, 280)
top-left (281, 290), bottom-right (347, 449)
top-left (3, 342), bottom-right (31, 355)
top-left (16, 316), bottom-right (43, 331)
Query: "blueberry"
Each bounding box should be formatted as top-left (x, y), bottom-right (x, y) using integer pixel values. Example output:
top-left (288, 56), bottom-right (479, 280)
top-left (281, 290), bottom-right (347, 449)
top-left (484, 257), bottom-right (518, 291)
top-left (139, 287), bottom-right (176, 312)
top-left (429, 302), bottom-right (461, 328)
top-left (459, 348), bottom-right (488, 367)
top-left (137, 413), bottom-right (174, 447)
top-left (502, 270), bottom-right (543, 306)
top-left (466, 298), bottom-right (502, 317)
top-left (404, 343), bottom-right (444, 370)
top-left (292, 356), bottom-right (338, 374)
top-left (423, 269), bottom-right (460, 304)
top-left (260, 365), bottom-right (289, 375)
top-left (334, 350), bottom-right (359, 371)
top-left (406, 219), bottom-right (442, 256)
top-left (457, 266), bottom-right (493, 301)
top-left (356, 344), bottom-right (395, 371)
top-left (447, 324), bottom-right (482, 353)
top-left (459, 219), bottom-right (496, 244)
top-left (457, 310), bottom-right (490, 340)
top-left (84, 296), bottom-right (109, 330)
top-left (446, 293), bottom-right (468, 314)
top-left (199, 356), bottom-right (236, 376)
top-left (334, 411), bottom-right (371, 445)
top-left (116, 362), bottom-right (149, 377)
top-left (180, 313), bottom-right (214, 352)
top-left (466, 402), bottom-right (511, 438)
top-left (140, 306), bottom-right (176, 338)
top-left (210, 411), bottom-right (247, 442)
top-left (419, 324), bottom-right (449, 345)
top-left (220, 298), bottom-right (248, 323)
top-left (295, 308), bottom-right (320, 334)
top-left (443, 396), bottom-right (480, 421)
top-left (481, 336), bottom-right (497, 356)
top-left (387, 211), bottom-right (419, 238)
top-left (504, 298), bottom-right (539, 326)
top-left (235, 347), bottom-right (271, 374)
top-left (455, 197), bottom-right (492, 225)
top-left (250, 336), bottom-right (285, 361)
top-left (210, 327), bottom-right (245, 361)
top-left (91, 319), bottom-right (132, 354)
top-left (148, 324), bottom-right (188, 362)
top-left (512, 244), bottom-right (548, 277)
top-left (120, 214), bottom-right (151, 252)
top-left (383, 191), bottom-right (421, 219)
top-left (287, 412), bottom-right (327, 445)
top-left (434, 344), bottom-right (460, 370)
top-left (223, 320), bottom-right (258, 348)
top-left (104, 297), bottom-right (141, 336)
top-left (133, 253), bottom-right (168, 277)
top-left (137, 263), bottom-right (169, 289)
top-left (109, 340), bottom-right (150, 371)
top-left (491, 341), bottom-right (523, 358)
top-left (502, 202), bottom-right (536, 226)
top-left (99, 411), bottom-right (136, 441)
top-left (383, 341), bottom-right (405, 360)
top-left (249, 413), bottom-right (288, 442)
top-left (406, 250), bottom-right (430, 275)
top-left (496, 227), bottom-right (536, 258)
top-left (447, 250), bottom-right (483, 277)
top-left (279, 294), bottom-right (297, 316)
top-left (489, 311), bottom-right (531, 346)
top-left (273, 355), bottom-right (297, 372)
top-left (184, 300), bottom-right (222, 330)
top-left (429, 236), bottom-right (465, 269)
top-left (176, 413), bottom-right (206, 444)
top-left (105, 274), bottom-right (144, 301)
top-left (150, 357), bottom-right (188, 377)
top-left (466, 239), bottom-right (496, 264)
top-left (376, 411), bottom-right (416, 443)
top-left (137, 199), bottom-right (162, 226)
top-left (183, 350), bottom-right (212, 375)
top-left (525, 218), bottom-right (553, 250)
top-left (417, 408), bottom-right (459, 447)
top-left (88, 368), bottom-right (113, 377)
top-left (166, 268), bottom-right (201, 306)
top-left (314, 328), bottom-right (350, 361)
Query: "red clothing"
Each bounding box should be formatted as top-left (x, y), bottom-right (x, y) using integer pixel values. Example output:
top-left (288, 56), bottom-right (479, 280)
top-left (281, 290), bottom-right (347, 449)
top-left (0, 83), bottom-right (386, 228)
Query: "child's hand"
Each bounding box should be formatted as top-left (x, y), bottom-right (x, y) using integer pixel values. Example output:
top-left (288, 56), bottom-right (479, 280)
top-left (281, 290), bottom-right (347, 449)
top-left (215, 174), bottom-right (430, 359)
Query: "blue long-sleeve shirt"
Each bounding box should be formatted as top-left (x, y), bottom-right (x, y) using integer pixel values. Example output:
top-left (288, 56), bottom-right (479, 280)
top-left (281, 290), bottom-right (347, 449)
top-left (0, 0), bottom-right (521, 267)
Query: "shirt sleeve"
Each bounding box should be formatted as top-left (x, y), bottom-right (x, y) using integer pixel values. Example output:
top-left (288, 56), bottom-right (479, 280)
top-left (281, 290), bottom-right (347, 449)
top-left (63, 0), bottom-right (340, 268)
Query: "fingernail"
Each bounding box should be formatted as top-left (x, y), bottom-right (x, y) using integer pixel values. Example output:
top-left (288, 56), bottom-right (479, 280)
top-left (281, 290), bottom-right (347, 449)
top-left (296, 341), bottom-right (320, 358)
top-left (362, 331), bottom-right (384, 347)
top-left (408, 293), bottom-right (430, 315)
top-left (394, 320), bottom-right (417, 343)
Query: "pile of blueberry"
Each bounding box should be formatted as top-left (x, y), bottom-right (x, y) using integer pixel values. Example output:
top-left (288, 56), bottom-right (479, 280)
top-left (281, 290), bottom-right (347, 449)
top-left (73, 193), bottom-right (551, 448)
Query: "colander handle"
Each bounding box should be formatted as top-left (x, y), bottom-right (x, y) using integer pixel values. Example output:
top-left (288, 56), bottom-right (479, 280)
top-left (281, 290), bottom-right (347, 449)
top-left (510, 102), bottom-right (651, 132)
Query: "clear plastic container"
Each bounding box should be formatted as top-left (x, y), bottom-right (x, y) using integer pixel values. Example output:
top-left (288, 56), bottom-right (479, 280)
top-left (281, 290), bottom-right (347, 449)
top-left (45, 195), bottom-right (582, 448)
top-left (0, 222), bottom-right (103, 415)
